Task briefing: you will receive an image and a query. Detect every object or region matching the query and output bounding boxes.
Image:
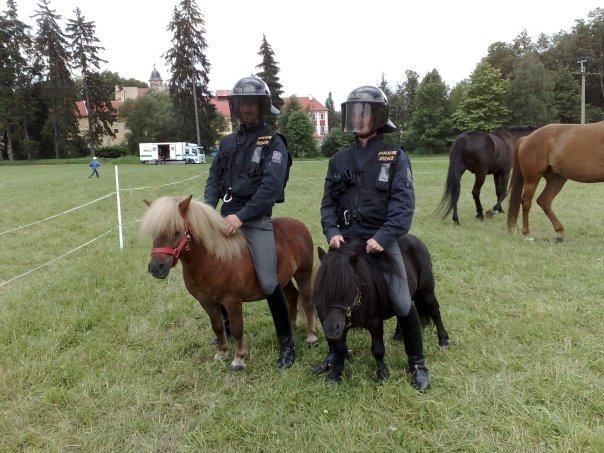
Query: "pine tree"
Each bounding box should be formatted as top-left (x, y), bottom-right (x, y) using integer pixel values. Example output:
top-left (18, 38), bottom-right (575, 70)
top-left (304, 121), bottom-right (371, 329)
top-left (164, 0), bottom-right (217, 150)
top-left (0, 0), bottom-right (31, 160)
top-left (33, 0), bottom-right (78, 158)
top-left (325, 91), bottom-right (339, 131)
top-left (67, 7), bottom-right (114, 156)
top-left (452, 61), bottom-right (509, 131)
top-left (256, 34), bottom-right (283, 127)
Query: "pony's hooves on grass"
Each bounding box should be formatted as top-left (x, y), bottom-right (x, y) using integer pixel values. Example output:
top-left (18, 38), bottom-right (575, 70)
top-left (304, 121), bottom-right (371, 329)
top-left (555, 237), bottom-right (564, 243)
top-left (476, 214), bottom-right (484, 221)
top-left (453, 220), bottom-right (460, 226)
top-left (439, 342), bottom-right (449, 350)
top-left (485, 210), bottom-right (494, 219)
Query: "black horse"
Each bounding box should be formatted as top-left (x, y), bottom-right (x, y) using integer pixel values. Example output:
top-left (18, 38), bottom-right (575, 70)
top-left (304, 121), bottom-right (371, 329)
top-left (312, 234), bottom-right (449, 383)
top-left (438, 126), bottom-right (536, 224)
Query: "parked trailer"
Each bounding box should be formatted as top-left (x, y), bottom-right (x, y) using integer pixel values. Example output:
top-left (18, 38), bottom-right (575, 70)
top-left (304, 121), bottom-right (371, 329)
top-left (139, 142), bottom-right (206, 164)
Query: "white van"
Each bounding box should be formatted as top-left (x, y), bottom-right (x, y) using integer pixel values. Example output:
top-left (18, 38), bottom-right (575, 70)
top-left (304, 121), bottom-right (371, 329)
top-left (139, 142), bottom-right (206, 164)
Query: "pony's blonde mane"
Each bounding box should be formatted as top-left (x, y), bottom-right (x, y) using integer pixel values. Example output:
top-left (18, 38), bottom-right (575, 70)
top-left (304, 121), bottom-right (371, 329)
top-left (140, 196), bottom-right (246, 261)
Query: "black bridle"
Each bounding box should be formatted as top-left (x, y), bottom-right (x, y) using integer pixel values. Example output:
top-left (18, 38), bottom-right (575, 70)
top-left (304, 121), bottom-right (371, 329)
top-left (331, 273), bottom-right (364, 328)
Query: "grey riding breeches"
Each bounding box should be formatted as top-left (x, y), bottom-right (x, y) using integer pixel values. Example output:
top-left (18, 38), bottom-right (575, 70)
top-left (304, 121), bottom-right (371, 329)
top-left (241, 217), bottom-right (278, 295)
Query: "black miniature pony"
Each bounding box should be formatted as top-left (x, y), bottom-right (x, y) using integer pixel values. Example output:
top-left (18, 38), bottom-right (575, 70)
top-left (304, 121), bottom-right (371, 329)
top-left (312, 234), bottom-right (449, 383)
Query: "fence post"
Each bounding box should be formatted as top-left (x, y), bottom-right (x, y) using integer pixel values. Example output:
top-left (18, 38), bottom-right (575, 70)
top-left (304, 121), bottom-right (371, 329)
top-left (114, 165), bottom-right (124, 250)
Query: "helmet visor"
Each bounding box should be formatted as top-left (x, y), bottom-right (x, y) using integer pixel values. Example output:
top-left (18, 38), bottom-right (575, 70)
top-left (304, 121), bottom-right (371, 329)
top-left (229, 96), bottom-right (271, 124)
top-left (342, 101), bottom-right (388, 135)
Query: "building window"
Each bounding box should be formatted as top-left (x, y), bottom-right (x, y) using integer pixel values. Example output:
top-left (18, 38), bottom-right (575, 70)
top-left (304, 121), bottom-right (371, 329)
top-left (320, 113), bottom-right (325, 120)
top-left (320, 126), bottom-right (325, 134)
top-left (113, 128), bottom-right (119, 133)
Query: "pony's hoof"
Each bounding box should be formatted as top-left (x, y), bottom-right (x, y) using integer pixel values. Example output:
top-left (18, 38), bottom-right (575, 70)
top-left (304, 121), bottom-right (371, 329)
top-left (476, 213), bottom-right (484, 221)
top-left (555, 237), bottom-right (564, 243)
top-left (325, 373), bottom-right (341, 384)
top-left (376, 367), bottom-right (390, 381)
top-left (439, 341), bottom-right (450, 350)
top-left (306, 334), bottom-right (318, 347)
top-left (312, 360), bottom-right (331, 374)
top-left (453, 219), bottom-right (460, 226)
top-left (228, 358), bottom-right (245, 372)
top-left (484, 210), bottom-right (494, 219)
top-left (213, 350), bottom-right (228, 361)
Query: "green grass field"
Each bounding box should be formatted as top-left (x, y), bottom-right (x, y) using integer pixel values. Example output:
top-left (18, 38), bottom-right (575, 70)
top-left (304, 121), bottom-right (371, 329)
top-left (1, 158), bottom-right (602, 451)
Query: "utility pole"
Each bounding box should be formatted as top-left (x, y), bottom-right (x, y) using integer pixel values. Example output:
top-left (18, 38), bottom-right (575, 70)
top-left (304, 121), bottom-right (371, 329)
top-left (192, 79), bottom-right (202, 147)
top-left (578, 59), bottom-right (586, 124)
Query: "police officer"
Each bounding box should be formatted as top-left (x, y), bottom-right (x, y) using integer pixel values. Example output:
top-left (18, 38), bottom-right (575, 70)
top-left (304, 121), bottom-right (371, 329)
top-left (204, 76), bottom-right (295, 369)
top-left (320, 86), bottom-right (430, 390)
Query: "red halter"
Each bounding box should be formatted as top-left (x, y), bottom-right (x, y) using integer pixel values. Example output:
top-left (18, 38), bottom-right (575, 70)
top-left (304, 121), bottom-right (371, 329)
top-left (150, 214), bottom-right (194, 267)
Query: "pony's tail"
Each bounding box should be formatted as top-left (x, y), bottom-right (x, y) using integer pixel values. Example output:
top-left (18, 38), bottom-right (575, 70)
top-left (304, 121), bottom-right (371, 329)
top-left (437, 136), bottom-right (464, 218)
top-left (507, 137), bottom-right (525, 232)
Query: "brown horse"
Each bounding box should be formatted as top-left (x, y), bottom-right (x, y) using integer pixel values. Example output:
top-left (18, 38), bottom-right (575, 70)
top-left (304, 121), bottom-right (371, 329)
top-left (507, 121), bottom-right (604, 241)
top-left (141, 196), bottom-right (317, 371)
top-left (439, 126), bottom-right (536, 224)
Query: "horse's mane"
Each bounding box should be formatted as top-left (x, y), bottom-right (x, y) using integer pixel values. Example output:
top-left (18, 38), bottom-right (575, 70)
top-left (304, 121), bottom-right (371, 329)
top-left (313, 239), bottom-right (396, 314)
top-left (140, 196), bottom-right (246, 262)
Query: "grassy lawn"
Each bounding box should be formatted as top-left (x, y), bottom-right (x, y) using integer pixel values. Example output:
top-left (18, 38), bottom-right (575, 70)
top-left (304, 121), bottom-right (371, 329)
top-left (0, 157), bottom-right (602, 450)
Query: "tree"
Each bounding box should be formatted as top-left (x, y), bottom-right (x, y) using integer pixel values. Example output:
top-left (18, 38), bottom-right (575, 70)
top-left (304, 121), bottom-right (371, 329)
top-left (75, 70), bottom-right (148, 101)
top-left (33, 0), bottom-right (78, 158)
top-left (164, 0), bottom-right (215, 150)
top-left (67, 7), bottom-right (115, 156)
top-left (507, 53), bottom-right (556, 125)
top-left (552, 65), bottom-right (580, 123)
top-left (325, 91), bottom-right (340, 131)
top-left (277, 96), bottom-right (317, 157)
top-left (378, 73), bottom-right (392, 96)
top-left (0, 0), bottom-right (31, 160)
top-left (452, 61), bottom-right (509, 131)
top-left (484, 42), bottom-right (518, 79)
top-left (118, 91), bottom-right (179, 153)
top-left (320, 127), bottom-right (353, 157)
top-left (406, 69), bottom-right (451, 153)
top-left (277, 95), bottom-right (302, 134)
top-left (285, 110), bottom-right (318, 157)
top-left (256, 34), bottom-right (284, 127)
top-left (512, 29), bottom-right (534, 56)
top-left (392, 70), bottom-right (420, 142)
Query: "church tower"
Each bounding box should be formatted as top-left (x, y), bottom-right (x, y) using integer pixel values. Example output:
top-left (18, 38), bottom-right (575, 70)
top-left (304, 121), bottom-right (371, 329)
top-left (149, 65), bottom-right (165, 91)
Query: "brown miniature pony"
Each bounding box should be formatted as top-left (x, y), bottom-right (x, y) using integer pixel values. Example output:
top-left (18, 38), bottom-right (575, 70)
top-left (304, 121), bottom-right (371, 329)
top-left (508, 121), bottom-right (604, 241)
top-left (141, 196), bottom-right (317, 371)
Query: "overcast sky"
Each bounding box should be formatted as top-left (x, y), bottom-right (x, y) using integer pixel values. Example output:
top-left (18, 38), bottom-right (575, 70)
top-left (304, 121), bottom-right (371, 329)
top-left (18, 0), bottom-right (602, 106)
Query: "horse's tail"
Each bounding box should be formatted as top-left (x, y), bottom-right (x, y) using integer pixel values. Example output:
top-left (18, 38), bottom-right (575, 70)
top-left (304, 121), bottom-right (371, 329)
top-left (507, 136), bottom-right (525, 232)
top-left (437, 136), bottom-right (464, 217)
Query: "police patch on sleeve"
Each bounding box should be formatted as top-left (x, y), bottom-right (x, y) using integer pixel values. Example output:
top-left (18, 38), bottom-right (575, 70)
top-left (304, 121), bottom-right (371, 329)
top-left (271, 150), bottom-right (282, 164)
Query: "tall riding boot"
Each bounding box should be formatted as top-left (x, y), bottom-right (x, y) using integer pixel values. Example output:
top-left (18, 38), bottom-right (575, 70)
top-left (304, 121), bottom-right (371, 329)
top-left (266, 285), bottom-right (296, 369)
top-left (397, 304), bottom-right (431, 391)
top-left (210, 306), bottom-right (231, 345)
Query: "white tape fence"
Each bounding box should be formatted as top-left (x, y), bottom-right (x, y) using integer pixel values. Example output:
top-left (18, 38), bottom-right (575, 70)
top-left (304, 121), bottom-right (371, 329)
top-left (0, 166), bottom-right (208, 289)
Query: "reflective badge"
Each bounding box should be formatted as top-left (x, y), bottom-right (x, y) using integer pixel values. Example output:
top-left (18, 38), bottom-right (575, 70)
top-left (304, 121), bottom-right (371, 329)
top-left (271, 150), bottom-right (282, 164)
top-left (378, 150), bottom-right (397, 162)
